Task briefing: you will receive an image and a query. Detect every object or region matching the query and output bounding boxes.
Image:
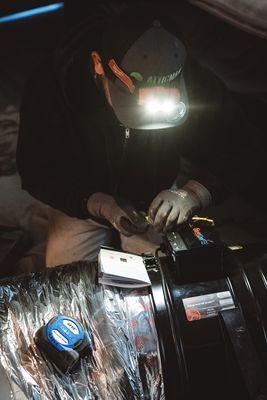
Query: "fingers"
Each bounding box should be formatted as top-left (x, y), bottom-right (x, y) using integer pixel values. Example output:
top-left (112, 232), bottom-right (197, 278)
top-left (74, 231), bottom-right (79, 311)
top-left (152, 203), bottom-right (196, 233)
top-left (149, 196), bottom-right (163, 222)
top-left (113, 219), bottom-right (133, 237)
top-left (177, 205), bottom-right (199, 226)
top-left (114, 208), bottom-right (147, 235)
top-left (165, 206), bottom-right (181, 232)
top-left (128, 210), bottom-right (148, 230)
top-left (153, 202), bottom-right (173, 232)
top-left (148, 189), bottom-right (202, 233)
top-left (123, 205), bottom-right (141, 223)
top-left (119, 204), bottom-right (148, 232)
top-left (120, 216), bottom-right (147, 235)
top-left (177, 210), bottom-right (187, 226)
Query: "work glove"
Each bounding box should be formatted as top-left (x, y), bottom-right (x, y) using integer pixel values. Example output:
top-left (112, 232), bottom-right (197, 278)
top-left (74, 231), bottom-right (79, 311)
top-left (148, 180), bottom-right (212, 233)
top-left (87, 193), bottom-right (148, 236)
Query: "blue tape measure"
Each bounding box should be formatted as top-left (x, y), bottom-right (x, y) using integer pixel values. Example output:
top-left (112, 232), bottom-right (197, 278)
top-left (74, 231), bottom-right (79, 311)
top-left (46, 316), bottom-right (85, 351)
top-left (35, 315), bottom-right (94, 373)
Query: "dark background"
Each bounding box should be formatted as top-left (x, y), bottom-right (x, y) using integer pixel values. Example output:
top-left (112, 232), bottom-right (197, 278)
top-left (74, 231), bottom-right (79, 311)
top-left (0, 0), bottom-right (64, 106)
top-left (1, 0), bottom-right (267, 113)
top-left (0, 0), bottom-right (267, 276)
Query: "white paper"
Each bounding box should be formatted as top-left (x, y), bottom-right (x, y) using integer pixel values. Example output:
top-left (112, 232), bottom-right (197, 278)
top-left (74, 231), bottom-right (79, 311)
top-left (98, 248), bottom-right (151, 288)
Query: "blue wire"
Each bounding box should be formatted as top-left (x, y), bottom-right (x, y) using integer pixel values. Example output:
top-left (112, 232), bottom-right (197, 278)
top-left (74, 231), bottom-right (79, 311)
top-left (0, 3), bottom-right (64, 24)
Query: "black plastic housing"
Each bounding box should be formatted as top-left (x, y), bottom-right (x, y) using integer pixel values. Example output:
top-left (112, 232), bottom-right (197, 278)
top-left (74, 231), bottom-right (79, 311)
top-left (146, 227), bottom-right (267, 400)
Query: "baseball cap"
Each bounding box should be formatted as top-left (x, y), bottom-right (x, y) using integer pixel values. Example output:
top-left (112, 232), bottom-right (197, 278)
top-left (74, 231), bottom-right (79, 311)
top-left (99, 11), bottom-right (188, 130)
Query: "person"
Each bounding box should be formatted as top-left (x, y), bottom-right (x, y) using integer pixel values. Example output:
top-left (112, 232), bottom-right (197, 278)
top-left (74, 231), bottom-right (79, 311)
top-left (16, 6), bottom-right (263, 267)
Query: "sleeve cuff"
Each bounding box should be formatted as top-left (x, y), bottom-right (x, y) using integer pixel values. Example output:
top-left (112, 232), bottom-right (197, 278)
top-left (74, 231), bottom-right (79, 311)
top-left (182, 180), bottom-right (212, 209)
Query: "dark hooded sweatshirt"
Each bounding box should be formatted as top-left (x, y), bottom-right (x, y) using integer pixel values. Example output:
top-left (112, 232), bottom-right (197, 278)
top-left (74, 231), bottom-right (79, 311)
top-left (16, 14), bottom-right (264, 219)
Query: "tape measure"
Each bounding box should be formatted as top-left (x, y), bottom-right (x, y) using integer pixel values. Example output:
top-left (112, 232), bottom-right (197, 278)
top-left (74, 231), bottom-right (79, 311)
top-left (34, 315), bottom-right (94, 373)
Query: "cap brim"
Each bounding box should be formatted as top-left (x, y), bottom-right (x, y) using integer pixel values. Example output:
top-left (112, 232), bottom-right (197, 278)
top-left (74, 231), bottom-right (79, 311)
top-left (108, 74), bottom-right (189, 130)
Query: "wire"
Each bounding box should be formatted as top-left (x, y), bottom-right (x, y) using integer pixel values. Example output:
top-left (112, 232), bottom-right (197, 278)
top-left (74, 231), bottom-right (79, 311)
top-left (0, 3), bottom-right (64, 25)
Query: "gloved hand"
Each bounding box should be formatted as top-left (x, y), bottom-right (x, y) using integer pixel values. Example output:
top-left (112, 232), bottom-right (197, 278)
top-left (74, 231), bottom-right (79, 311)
top-left (87, 193), bottom-right (148, 236)
top-left (148, 180), bottom-right (211, 232)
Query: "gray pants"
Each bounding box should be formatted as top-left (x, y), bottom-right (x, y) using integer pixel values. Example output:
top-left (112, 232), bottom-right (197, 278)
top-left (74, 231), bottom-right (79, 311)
top-left (46, 209), bottom-right (161, 268)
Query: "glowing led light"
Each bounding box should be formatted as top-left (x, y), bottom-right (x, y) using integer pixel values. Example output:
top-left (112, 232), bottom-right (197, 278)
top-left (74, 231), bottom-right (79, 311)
top-left (162, 101), bottom-right (176, 114)
top-left (145, 99), bottom-right (187, 121)
top-left (146, 100), bottom-right (160, 113)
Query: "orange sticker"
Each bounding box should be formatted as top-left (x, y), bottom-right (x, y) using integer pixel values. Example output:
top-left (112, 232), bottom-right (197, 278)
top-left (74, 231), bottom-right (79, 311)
top-left (186, 308), bottom-right (202, 322)
top-left (108, 59), bottom-right (135, 93)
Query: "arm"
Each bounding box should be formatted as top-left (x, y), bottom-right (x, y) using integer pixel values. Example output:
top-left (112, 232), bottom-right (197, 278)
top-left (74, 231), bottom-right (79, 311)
top-left (149, 61), bottom-right (265, 231)
top-left (17, 61), bottom-right (148, 234)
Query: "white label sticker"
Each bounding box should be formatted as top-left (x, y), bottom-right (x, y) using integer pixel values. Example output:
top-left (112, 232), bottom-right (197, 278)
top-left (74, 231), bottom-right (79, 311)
top-left (183, 291), bottom-right (235, 322)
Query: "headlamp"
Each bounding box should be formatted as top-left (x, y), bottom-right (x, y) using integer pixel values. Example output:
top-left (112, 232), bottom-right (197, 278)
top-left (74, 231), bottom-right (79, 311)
top-left (145, 98), bottom-right (186, 121)
top-left (138, 87), bottom-right (187, 124)
top-left (107, 78), bottom-right (189, 129)
top-left (146, 100), bottom-right (175, 114)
